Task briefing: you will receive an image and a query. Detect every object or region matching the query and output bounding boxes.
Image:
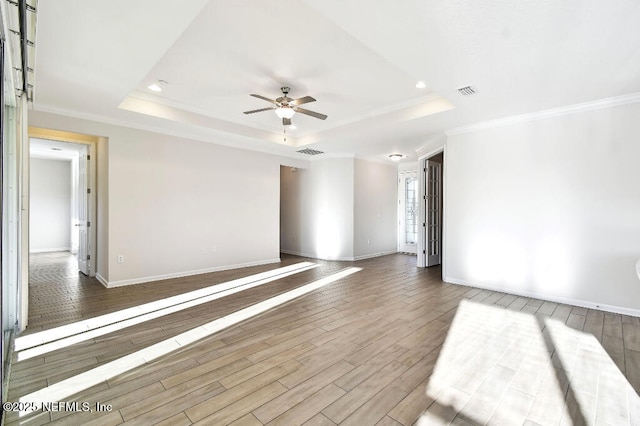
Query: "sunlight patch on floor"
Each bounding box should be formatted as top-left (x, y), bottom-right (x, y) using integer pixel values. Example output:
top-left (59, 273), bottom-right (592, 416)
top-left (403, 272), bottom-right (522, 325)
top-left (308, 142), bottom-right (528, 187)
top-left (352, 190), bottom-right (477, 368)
top-left (17, 266), bottom-right (362, 415)
top-left (416, 300), bottom-right (640, 425)
top-left (15, 262), bottom-right (318, 361)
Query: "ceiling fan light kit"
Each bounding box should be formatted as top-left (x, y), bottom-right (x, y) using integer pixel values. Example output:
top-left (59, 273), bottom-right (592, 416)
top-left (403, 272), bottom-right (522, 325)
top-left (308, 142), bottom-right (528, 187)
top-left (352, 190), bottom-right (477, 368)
top-left (275, 107), bottom-right (295, 119)
top-left (244, 86), bottom-right (327, 126)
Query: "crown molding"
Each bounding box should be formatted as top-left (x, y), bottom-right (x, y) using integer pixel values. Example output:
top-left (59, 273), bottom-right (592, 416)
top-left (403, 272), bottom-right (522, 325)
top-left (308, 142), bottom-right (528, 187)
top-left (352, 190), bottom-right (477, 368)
top-left (31, 104), bottom-right (308, 161)
top-left (416, 134), bottom-right (446, 157)
top-left (313, 152), bottom-right (356, 160)
top-left (446, 92), bottom-right (640, 136)
top-left (355, 154), bottom-right (404, 167)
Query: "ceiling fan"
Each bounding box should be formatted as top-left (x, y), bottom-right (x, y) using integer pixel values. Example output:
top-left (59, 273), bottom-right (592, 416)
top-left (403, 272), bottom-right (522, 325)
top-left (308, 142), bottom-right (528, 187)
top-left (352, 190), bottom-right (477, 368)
top-left (243, 86), bottom-right (327, 126)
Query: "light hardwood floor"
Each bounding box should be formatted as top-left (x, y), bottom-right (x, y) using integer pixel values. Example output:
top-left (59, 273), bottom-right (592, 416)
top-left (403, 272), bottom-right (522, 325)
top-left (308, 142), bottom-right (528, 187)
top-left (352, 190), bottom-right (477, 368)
top-left (5, 252), bottom-right (640, 425)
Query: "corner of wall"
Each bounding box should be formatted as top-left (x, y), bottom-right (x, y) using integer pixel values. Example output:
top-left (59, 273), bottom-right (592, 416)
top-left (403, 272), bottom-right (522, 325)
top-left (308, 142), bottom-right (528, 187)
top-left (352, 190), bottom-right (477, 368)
top-left (97, 136), bottom-right (109, 282)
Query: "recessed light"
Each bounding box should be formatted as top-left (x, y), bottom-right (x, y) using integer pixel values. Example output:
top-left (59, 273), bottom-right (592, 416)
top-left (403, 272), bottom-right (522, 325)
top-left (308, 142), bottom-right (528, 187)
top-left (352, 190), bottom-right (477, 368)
top-left (389, 154), bottom-right (404, 161)
top-left (148, 80), bottom-right (168, 92)
top-left (415, 81), bottom-right (427, 89)
top-left (51, 147), bottom-right (62, 151)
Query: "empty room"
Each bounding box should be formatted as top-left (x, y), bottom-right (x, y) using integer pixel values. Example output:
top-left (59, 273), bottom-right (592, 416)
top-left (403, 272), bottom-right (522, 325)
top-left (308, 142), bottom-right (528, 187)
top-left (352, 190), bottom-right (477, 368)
top-left (2, 1), bottom-right (640, 425)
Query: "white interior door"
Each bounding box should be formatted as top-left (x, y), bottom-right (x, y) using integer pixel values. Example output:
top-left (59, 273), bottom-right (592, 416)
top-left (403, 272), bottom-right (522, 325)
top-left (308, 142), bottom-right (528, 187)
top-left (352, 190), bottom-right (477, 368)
top-left (398, 171), bottom-right (418, 254)
top-left (77, 145), bottom-right (90, 275)
top-left (425, 160), bottom-right (442, 266)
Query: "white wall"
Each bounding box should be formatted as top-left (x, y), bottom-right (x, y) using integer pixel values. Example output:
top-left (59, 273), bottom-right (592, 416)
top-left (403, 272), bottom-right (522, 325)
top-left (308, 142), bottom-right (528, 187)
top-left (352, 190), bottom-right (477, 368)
top-left (354, 159), bottom-right (397, 259)
top-left (281, 158), bottom-right (355, 260)
top-left (30, 158), bottom-right (72, 252)
top-left (108, 132), bottom-right (285, 284)
top-left (445, 101), bottom-right (640, 314)
top-left (281, 157), bottom-right (397, 261)
top-left (29, 111), bottom-right (308, 286)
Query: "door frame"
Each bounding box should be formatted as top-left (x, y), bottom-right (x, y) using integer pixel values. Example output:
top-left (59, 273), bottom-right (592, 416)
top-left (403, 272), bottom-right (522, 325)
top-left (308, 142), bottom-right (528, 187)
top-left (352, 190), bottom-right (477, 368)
top-left (417, 146), bottom-right (446, 275)
top-left (397, 170), bottom-right (418, 254)
top-left (28, 127), bottom-right (98, 276)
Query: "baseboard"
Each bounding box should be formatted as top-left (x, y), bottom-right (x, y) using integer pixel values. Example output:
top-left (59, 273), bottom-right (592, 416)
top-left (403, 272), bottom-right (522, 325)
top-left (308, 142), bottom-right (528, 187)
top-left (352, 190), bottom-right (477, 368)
top-left (29, 247), bottom-right (71, 254)
top-left (353, 250), bottom-right (398, 261)
top-left (444, 276), bottom-right (640, 318)
top-left (281, 249), bottom-right (397, 262)
top-left (102, 258), bottom-right (282, 288)
top-left (280, 249), bottom-right (316, 259)
top-left (280, 249), bottom-right (355, 261)
top-left (95, 273), bottom-right (109, 288)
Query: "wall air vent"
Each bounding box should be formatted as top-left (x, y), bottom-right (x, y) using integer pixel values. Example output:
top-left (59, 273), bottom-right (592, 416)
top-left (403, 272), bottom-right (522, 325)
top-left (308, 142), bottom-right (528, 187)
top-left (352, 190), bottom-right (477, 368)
top-left (457, 86), bottom-right (476, 96)
top-left (297, 148), bottom-right (324, 156)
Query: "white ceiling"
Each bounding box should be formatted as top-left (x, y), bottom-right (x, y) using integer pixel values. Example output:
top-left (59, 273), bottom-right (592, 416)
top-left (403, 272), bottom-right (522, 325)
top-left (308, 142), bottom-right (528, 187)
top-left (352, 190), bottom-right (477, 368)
top-left (33, 0), bottom-right (640, 164)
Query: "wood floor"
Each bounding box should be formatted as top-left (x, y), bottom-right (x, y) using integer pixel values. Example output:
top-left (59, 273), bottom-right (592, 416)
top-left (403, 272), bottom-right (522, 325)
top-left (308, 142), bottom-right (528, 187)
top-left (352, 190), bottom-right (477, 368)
top-left (5, 252), bottom-right (640, 425)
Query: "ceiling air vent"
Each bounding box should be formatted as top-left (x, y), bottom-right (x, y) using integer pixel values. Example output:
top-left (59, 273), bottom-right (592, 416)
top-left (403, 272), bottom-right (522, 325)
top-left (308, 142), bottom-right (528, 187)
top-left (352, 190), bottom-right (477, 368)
top-left (457, 86), bottom-right (476, 96)
top-left (297, 148), bottom-right (324, 156)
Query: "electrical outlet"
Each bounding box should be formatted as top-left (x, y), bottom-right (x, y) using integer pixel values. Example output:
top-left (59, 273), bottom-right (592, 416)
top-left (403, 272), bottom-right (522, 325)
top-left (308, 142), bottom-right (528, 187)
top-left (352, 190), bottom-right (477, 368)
top-left (117, 255), bottom-right (124, 264)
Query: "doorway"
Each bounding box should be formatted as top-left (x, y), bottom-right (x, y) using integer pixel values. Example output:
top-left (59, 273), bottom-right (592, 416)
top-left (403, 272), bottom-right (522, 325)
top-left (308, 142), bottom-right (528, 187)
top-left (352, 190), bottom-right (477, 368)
top-left (398, 170), bottom-right (418, 254)
top-left (28, 132), bottom-right (97, 277)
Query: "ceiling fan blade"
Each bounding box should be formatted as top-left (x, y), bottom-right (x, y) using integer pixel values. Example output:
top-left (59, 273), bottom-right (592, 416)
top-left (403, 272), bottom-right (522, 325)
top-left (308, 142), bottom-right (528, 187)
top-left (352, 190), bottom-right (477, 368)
top-left (243, 107), bottom-right (275, 114)
top-left (290, 96), bottom-right (316, 106)
top-left (283, 117), bottom-right (291, 126)
top-left (294, 107), bottom-right (327, 120)
top-left (250, 94), bottom-right (278, 105)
